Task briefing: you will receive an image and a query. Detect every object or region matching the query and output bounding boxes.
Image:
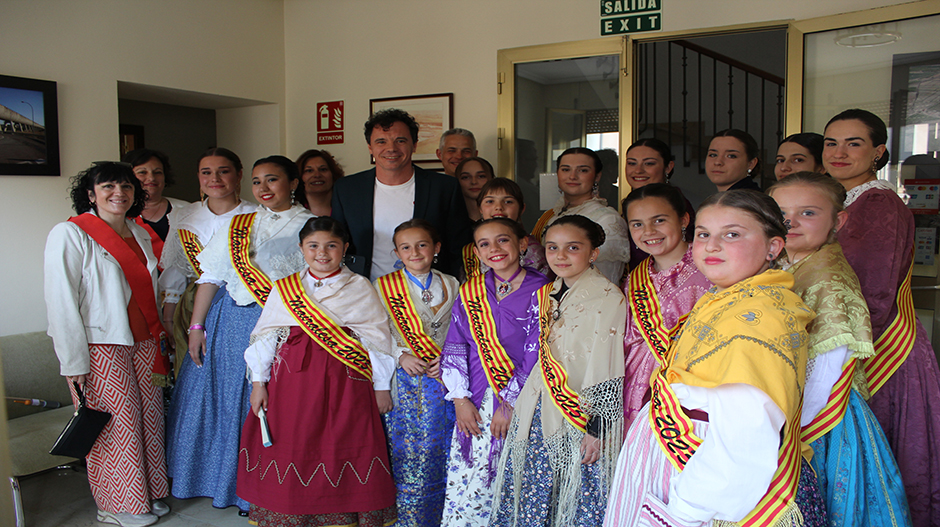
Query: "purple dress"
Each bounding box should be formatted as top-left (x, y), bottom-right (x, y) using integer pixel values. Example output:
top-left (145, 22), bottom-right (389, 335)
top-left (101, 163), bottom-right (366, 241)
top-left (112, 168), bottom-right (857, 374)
top-left (838, 183), bottom-right (940, 525)
top-left (439, 268), bottom-right (550, 526)
top-left (623, 248), bottom-right (711, 428)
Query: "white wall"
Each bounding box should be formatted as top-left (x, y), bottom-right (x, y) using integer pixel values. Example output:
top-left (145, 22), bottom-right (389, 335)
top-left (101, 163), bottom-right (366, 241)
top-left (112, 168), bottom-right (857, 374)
top-left (0, 0), bottom-right (918, 335)
top-left (0, 0), bottom-right (286, 336)
top-left (282, 0), bottom-right (911, 177)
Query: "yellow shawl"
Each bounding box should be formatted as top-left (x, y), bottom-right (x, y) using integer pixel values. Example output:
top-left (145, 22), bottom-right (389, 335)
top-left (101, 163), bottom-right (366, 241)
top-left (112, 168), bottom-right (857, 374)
top-left (666, 270), bottom-right (814, 429)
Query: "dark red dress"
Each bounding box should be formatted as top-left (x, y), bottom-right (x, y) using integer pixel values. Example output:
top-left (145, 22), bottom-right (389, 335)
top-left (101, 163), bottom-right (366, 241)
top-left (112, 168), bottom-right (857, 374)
top-left (237, 326), bottom-right (396, 526)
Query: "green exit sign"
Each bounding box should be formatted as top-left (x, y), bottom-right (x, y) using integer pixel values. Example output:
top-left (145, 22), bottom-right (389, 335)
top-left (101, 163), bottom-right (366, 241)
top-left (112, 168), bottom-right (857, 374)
top-left (601, 0), bottom-right (661, 17)
top-left (601, 13), bottom-right (662, 35)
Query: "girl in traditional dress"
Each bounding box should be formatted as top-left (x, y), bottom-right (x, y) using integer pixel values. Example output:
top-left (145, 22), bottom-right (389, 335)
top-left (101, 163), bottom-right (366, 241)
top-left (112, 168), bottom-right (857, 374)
top-left (825, 108), bottom-right (940, 525)
top-left (604, 190), bottom-right (821, 527)
top-left (376, 219), bottom-right (460, 526)
top-left (441, 218), bottom-right (551, 526)
top-left (158, 148), bottom-right (256, 368)
top-left (237, 216), bottom-right (397, 527)
top-left (45, 162), bottom-right (171, 527)
top-left (622, 139), bottom-right (696, 274)
top-left (460, 177), bottom-right (550, 281)
top-left (166, 155), bottom-right (313, 513)
top-left (768, 172), bottom-right (911, 526)
top-left (531, 147), bottom-right (631, 284)
top-left (621, 184), bottom-right (711, 428)
top-left (491, 215), bottom-right (626, 527)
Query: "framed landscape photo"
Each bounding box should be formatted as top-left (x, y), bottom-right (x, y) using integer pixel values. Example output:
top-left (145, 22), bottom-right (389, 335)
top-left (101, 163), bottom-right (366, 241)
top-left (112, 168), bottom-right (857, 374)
top-left (370, 93), bottom-right (453, 163)
top-left (0, 74), bottom-right (60, 176)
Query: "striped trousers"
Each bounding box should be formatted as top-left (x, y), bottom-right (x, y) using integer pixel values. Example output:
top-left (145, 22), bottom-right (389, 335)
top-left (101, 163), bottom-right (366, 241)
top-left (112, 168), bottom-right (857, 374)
top-left (68, 339), bottom-right (168, 514)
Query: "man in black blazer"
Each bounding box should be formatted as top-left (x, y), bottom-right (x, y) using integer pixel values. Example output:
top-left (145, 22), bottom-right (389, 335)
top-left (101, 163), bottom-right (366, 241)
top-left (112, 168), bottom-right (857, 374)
top-left (332, 109), bottom-right (471, 279)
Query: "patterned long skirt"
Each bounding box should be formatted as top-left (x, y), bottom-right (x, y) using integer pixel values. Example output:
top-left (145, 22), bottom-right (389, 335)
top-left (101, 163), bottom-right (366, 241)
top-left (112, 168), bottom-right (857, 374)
top-left (604, 402), bottom-right (826, 527)
top-left (811, 390), bottom-right (911, 526)
top-left (385, 366), bottom-right (456, 527)
top-left (237, 328), bottom-right (397, 526)
top-left (442, 388), bottom-right (501, 527)
top-left (166, 286), bottom-right (257, 510)
top-left (71, 338), bottom-right (168, 515)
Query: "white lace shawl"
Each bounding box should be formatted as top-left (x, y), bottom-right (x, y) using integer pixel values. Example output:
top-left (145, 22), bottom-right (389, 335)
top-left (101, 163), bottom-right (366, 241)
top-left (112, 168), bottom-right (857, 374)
top-left (195, 204), bottom-right (314, 306)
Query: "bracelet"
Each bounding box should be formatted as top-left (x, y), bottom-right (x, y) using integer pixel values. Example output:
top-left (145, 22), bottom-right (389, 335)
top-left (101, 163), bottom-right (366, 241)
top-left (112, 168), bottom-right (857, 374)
top-left (187, 324), bottom-right (206, 334)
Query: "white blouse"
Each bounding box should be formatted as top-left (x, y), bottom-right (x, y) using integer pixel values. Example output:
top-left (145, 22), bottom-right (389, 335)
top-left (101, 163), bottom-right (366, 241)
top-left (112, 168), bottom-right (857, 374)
top-left (243, 268), bottom-right (395, 391)
top-left (159, 199), bottom-right (257, 304)
top-left (195, 204), bottom-right (314, 306)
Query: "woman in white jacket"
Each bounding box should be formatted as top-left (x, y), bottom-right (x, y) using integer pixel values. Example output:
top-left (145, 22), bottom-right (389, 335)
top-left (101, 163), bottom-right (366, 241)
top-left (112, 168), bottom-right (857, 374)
top-left (44, 162), bottom-right (171, 527)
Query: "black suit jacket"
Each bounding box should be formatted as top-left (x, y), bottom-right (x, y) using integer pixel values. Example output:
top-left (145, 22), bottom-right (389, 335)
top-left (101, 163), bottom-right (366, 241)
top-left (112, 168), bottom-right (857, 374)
top-left (331, 165), bottom-right (472, 278)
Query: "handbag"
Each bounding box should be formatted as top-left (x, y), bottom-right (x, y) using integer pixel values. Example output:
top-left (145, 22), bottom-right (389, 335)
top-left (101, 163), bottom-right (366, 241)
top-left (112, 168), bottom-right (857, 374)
top-left (49, 382), bottom-right (112, 458)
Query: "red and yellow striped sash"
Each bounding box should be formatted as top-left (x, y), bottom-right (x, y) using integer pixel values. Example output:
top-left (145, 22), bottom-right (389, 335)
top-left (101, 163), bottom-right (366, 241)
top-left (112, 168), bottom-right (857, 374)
top-left (865, 257), bottom-right (916, 396)
top-left (228, 213), bottom-right (273, 306)
top-left (801, 358), bottom-right (856, 444)
top-left (531, 209), bottom-right (555, 239)
top-left (178, 228), bottom-right (204, 276)
top-left (629, 257), bottom-right (689, 367)
top-left (276, 273), bottom-right (373, 379)
top-left (536, 284), bottom-right (588, 432)
top-left (376, 270), bottom-right (442, 362)
top-left (648, 372), bottom-right (702, 469)
top-left (462, 243), bottom-right (481, 281)
top-left (739, 401), bottom-right (803, 527)
top-left (461, 274), bottom-right (516, 395)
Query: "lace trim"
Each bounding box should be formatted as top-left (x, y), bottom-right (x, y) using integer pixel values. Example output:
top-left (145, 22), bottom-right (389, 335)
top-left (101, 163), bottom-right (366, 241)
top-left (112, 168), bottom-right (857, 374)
top-left (844, 179), bottom-right (895, 207)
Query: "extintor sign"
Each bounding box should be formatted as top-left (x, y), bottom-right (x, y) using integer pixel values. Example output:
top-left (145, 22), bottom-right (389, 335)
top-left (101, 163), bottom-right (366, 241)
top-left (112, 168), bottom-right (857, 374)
top-left (317, 101), bottom-right (344, 145)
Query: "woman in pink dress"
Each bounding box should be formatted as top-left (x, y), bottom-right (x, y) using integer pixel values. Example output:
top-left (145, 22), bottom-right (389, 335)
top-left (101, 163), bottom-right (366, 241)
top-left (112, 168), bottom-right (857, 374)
top-left (827, 108), bottom-right (940, 525)
top-left (621, 183), bottom-right (711, 428)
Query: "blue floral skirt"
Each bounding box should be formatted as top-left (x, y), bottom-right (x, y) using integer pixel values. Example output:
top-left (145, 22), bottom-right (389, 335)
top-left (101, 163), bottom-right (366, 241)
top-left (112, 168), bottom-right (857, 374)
top-left (166, 286), bottom-right (258, 510)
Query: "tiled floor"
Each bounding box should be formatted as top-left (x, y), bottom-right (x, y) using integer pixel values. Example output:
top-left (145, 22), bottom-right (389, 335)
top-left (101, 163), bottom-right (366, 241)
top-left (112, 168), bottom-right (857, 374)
top-left (18, 465), bottom-right (248, 527)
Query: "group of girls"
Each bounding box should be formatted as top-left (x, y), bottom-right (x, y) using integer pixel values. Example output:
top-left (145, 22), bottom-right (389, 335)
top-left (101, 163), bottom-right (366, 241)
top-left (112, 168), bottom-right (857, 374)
top-left (47, 107), bottom-right (940, 527)
top-left (603, 108), bottom-right (940, 527)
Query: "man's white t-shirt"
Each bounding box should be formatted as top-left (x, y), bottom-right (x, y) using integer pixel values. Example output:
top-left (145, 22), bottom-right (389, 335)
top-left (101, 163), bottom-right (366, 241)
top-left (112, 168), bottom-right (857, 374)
top-left (371, 173), bottom-right (416, 280)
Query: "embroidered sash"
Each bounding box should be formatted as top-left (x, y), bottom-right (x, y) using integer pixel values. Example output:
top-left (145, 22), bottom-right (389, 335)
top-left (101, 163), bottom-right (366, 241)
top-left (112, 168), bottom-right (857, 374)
top-left (228, 213), bottom-right (273, 306)
top-left (69, 214), bottom-right (170, 385)
top-left (178, 228), bottom-right (204, 276)
top-left (739, 401), bottom-right (803, 527)
top-left (864, 256), bottom-right (916, 395)
top-left (462, 243), bottom-right (481, 281)
top-left (276, 273), bottom-right (373, 379)
top-left (628, 257), bottom-right (688, 367)
top-left (376, 270), bottom-right (442, 362)
top-left (531, 209), bottom-right (555, 239)
top-left (460, 274), bottom-right (516, 395)
top-left (536, 284), bottom-right (588, 432)
top-left (801, 358), bottom-right (855, 444)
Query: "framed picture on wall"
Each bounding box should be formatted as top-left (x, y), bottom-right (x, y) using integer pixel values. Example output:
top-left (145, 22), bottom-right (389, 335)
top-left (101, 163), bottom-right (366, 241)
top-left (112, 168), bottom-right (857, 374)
top-left (369, 93), bottom-right (453, 163)
top-left (0, 74), bottom-right (60, 176)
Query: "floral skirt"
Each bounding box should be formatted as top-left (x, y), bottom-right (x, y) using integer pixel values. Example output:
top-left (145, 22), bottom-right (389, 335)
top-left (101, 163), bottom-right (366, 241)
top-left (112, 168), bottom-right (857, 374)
top-left (384, 367), bottom-right (455, 527)
top-left (442, 388), bottom-right (500, 527)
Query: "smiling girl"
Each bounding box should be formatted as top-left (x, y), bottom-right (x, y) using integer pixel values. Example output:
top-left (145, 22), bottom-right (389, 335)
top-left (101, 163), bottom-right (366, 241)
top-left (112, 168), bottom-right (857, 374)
top-left (166, 155), bottom-right (313, 513)
top-left (768, 172), bottom-right (910, 527)
top-left (456, 156), bottom-right (495, 222)
top-left (458, 177), bottom-right (550, 281)
top-left (492, 215), bottom-right (626, 527)
top-left (604, 190), bottom-right (820, 527)
top-left (375, 219), bottom-right (460, 527)
top-left (621, 184), bottom-right (711, 428)
top-left (826, 108), bottom-right (940, 525)
top-left (159, 148), bottom-right (255, 366)
top-left (440, 218), bottom-right (550, 527)
top-left (236, 216), bottom-right (397, 527)
top-left (531, 147), bottom-right (630, 284)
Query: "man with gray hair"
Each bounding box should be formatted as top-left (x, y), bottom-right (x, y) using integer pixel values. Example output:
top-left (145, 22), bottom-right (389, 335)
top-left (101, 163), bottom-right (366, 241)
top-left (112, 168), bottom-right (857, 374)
top-left (436, 128), bottom-right (478, 176)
